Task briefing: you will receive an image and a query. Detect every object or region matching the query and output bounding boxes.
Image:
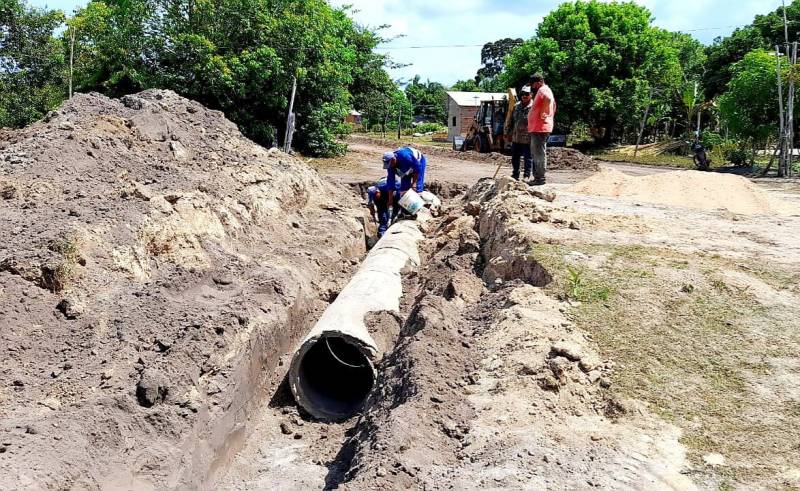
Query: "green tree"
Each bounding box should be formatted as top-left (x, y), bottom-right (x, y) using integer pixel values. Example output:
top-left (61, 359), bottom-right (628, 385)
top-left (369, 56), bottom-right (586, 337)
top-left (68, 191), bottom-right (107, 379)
top-left (0, 0), bottom-right (66, 128)
top-left (502, 1), bottom-right (685, 140)
top-left (67, 0), bottom-right (156, 97)
top-left (68, 0), bottom-right (389, 156)
top-left (668, 31), bottom-right (707, 83)
top-left (752, 0), bottom-right (800, 46)
top-left (350, 25), bottom-right (412, 132)
top-left (718, 49), bottom-right (780, 150)
top-left (475, 37), bottom-right (522, 91)
top-left (702, 1), bottom-right (800, 100)
top-left (703, 27), bottom-right (767, 100)
top-left (404, 75), bottom-right (447, 123)
top-left (665, 31), bottom-right (708, 137)
top-left (450, 79), bottom-right (481, 92)
top-left (355, 80), bottom-right (412, 133)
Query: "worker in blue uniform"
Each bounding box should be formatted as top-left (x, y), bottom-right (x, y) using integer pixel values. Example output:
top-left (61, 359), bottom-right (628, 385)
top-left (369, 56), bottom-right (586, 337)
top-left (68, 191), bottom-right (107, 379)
top-left (367, 177), bottom-right (400, 237)
top-left (382, 147), bottom-right (427, 194)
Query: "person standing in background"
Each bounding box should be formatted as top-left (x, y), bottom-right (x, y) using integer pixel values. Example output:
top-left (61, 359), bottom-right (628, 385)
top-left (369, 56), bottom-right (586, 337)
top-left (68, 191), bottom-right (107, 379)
top-left (527, 73), bottom-right (556, 186)
top-left (507, 85), bottom-right (533, 180)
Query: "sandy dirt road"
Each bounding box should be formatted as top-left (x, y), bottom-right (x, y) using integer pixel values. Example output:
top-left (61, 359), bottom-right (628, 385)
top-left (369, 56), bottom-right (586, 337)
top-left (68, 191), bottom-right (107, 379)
top-left (311, 141), bottom-right (678, 187)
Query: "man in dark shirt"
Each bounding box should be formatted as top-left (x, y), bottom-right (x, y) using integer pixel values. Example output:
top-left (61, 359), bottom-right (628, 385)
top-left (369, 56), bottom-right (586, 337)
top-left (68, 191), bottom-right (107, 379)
top-left (507, 86), bottom-right (533, 180)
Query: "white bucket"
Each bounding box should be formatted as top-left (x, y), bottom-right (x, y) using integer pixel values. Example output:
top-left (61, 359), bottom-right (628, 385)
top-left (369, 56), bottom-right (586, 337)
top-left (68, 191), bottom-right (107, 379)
top-left (398, 189), bottom-right (425, 214)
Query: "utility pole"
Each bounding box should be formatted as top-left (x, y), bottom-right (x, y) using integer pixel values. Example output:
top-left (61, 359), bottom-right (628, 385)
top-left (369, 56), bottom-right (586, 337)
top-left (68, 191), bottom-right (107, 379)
top-left (696, 105), bottom-right (702, 137)
top-left (692, 81), bottom-right (699, 137)
top-left (396, 107), bottom-right (402, 140)
top-left (776, 45), bottom-right (786, 176)
top-left (283, 76), bottom-right (297, 153)
top-left (634, 86), bottom-right (654, 158)
top-left (787, 42), bottom-right (797, 177)
top-left (782, 0), bottom-right (791, 173)
top-left (784, 0), bottom-right (790, 44)
top-left (68, 26), bottom-right (76, 99)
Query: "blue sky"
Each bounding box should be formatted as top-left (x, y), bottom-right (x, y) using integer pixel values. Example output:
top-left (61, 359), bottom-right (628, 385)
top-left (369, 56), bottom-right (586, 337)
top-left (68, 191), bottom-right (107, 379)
top-left (31, 0), bottom-right (781, 85)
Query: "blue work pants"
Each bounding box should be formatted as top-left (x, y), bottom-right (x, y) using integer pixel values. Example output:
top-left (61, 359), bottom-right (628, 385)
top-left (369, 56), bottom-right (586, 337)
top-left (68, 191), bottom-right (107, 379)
top-left (511, 142), bottom-right (532, 179)
top-left (375, 192), bottom-right (399, 236)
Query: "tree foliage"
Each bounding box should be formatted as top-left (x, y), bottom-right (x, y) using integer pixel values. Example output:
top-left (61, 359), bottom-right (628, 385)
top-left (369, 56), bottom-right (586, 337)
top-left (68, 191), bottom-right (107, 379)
top-left (450, 79), bottom-right (481, 92)
top-left (0, 0), bottom-right (65, 127)
top-left (501, 1), bottom-right (686, 139)
top-left (718, 50), bottom-right (781, 144)
top-left (703, 27), bottom-right (767, 100)
top-left (404, 75), bottom-right (447, 124)
top-left (703, 1), bottom-right (800, 99)
top-left (64, 0), bottom-right (389, 155)
top-left (356, 80), bottom-right (412, 133)
top-left (475, 37), bottom-right (521, 91)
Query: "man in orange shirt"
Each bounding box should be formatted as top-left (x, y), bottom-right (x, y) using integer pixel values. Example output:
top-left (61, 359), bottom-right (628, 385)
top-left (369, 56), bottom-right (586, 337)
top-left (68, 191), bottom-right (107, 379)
top-left (527, 73), bottom-right (556, 186)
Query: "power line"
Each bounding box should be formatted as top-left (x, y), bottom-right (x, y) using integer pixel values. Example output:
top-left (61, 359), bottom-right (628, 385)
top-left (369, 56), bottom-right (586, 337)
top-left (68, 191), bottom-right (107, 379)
top-left (376, 22), bottom-right (800, 50)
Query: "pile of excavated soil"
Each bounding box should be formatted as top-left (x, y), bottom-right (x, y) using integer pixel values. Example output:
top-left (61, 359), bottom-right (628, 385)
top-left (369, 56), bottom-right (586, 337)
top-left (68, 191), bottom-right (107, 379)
top-left (571, 167), bottom-right (796, 215)
top-left (0, 90), bottom-right (367, 489)
top-left (546, 147), bottom-right (599, 170)
top-left (349, 135), bottom-right (599, 170)
top-left (324, 178), bottom-right (694, 489)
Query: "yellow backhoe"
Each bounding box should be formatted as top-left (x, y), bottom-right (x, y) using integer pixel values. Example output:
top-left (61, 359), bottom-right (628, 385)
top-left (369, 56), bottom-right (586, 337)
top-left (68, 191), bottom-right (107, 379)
top-left (461, 88), bottom-right (517, 154)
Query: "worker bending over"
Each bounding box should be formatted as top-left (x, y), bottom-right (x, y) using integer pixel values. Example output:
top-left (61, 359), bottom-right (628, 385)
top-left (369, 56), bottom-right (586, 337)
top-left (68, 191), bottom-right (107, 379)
top-left (367, 177), bottom-right (400, 237)
top-left (382, 147), bottom-right (427, 194)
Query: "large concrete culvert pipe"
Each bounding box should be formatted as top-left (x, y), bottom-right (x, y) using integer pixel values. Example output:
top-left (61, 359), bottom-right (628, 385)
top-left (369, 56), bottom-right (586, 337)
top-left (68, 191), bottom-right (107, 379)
top-left (289, 217), bottom-right (425, 421)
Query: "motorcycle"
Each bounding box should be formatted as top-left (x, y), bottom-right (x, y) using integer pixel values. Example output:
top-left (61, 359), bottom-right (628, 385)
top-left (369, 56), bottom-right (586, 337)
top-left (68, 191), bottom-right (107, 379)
top-left (687, 140), bottom-right (710, 171)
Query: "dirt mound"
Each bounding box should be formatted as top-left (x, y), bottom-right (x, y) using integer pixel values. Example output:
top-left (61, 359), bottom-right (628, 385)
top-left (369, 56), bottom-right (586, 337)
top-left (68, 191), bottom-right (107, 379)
top-left (571, 167), bottom-right (796, 215)
top-left (0, 90), bottom-right (367, 488)
top-left (547, 147), bottom-right (599, 170)
top-left (326, 178), bottom-right (694, 489)
top-left (349, 135), bottom-right (599, 170)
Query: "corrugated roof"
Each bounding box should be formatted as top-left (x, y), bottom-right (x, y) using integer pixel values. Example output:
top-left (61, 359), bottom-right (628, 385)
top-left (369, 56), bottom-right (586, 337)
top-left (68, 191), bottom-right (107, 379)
top-left (446, 91), bottom-right (508, 107)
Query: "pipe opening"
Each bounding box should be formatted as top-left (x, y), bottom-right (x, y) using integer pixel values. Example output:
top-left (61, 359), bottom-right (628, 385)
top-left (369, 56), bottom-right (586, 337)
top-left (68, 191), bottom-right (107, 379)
top-left (296, 335), bottom-right (375, 420)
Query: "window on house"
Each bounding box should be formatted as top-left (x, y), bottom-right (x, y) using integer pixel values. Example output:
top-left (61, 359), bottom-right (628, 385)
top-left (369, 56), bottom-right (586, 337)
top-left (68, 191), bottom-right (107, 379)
top-left (452, 116), bottom-right (457, 127)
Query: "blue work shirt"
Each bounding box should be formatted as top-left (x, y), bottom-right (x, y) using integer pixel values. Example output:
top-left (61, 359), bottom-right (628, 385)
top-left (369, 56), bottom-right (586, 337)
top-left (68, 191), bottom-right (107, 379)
top-left (386, 147), bottom-right (425, 192)
top-left (367, 178), bottom-right (399, 205)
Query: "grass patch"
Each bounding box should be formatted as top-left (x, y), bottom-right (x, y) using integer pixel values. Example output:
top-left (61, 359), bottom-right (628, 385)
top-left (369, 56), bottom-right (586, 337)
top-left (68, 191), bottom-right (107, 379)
top-left (738, 263), bottom-right (800, 293)
top-left (529, 242), bottom-right (800, 488)
top-left (565, 266), bottom-right (614, 302)
top-left (591, 151), bottom-right (696, 169)
top-left (44, 235), bottom-right (84, 292)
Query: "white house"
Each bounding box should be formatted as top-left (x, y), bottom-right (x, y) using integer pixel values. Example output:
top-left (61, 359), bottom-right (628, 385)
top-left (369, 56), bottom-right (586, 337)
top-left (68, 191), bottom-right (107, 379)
top-left (446, 91), bottom-right (508, 142)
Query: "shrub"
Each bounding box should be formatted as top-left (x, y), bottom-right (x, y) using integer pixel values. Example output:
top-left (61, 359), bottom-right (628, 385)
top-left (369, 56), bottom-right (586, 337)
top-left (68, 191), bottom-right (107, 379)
top-left (413, 122), bottom-right (447, 133)
top-left (708, 139), bottom-right (749, 166)
top-left (299, 104), bottom-right (349, 157)
top-left (700, 130), bottom-right (724, 150)
top-left (724, 145), bottom-right (749, 165)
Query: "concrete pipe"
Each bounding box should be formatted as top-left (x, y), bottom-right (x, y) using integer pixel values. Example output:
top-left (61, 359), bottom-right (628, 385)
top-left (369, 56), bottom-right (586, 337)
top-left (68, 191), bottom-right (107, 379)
top-left (288, 217), bottom-right (425, 421)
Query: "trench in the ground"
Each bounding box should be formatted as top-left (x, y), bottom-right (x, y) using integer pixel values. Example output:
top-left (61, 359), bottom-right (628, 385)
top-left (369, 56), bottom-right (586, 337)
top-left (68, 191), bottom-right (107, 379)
top-left (202, 186), bottom-right (401, 487)
top-left (202, 284), bottom-right (328, 484)
top-left (208, 182), bottom-right (473, 488)
top-left (187, 200), bottom-right (369, 487)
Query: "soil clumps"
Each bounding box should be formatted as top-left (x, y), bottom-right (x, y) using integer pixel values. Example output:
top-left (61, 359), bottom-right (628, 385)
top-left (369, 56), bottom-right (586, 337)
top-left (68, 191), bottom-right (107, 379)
top-left (323, 178), bottom-right (694, 489)
top-left (0, 90), bottom-right (366, 489)
top-left (571, 166), bottom-right (796, 215)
